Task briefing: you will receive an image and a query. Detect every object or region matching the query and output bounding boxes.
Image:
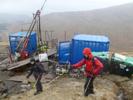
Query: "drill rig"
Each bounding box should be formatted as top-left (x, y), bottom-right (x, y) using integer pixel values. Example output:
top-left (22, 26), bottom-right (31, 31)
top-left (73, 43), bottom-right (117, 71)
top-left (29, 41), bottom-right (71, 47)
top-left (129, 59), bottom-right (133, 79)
top-left (16, 0), bottom-right (47, 60)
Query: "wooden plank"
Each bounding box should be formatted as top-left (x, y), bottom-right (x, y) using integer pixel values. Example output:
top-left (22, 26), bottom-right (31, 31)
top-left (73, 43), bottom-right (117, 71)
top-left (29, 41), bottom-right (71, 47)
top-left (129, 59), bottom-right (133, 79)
top-left (7, 75), bottom-right (34, 82)
top-left (7, 49), bottom-right (56, 70)
top-left (7, 74), bottom-right (56, 83)
top-left (0, 58), bottom-right (9, 65)
top-left (8, 59), bottom-right (30, 70)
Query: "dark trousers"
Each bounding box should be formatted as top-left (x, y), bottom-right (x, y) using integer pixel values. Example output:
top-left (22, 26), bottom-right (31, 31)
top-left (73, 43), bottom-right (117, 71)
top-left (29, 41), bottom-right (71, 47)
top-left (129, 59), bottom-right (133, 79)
top-left (34, 74), bottom-right (43, 92)
top-left (84, 76), bottom-right (95, 96)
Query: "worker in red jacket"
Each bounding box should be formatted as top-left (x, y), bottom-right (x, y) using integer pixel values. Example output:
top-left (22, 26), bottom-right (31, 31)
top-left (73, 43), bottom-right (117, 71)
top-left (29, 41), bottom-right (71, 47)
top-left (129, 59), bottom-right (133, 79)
top-left (72, 48), bottom-right (103, 96)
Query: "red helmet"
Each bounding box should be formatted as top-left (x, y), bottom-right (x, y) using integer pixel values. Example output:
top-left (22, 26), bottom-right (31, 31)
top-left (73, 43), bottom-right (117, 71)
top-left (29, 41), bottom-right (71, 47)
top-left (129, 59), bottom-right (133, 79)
top-left (83, 48), bottom-right (93, 59)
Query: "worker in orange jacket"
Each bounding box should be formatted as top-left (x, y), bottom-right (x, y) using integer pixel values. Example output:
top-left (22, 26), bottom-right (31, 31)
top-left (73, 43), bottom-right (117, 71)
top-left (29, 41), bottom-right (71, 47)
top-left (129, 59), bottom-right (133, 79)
top-left (72, 48), bottom-right (103, 96)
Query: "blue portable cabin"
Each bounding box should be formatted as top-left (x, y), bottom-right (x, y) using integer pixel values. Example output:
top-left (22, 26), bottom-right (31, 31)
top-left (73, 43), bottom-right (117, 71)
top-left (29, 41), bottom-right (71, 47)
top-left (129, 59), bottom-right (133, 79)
top-left (9, 32), bottom-right (37, 55)
top-left (57, 41), bottom-right (71, 64)
top-left (70, 34), bottom-right (110, 64)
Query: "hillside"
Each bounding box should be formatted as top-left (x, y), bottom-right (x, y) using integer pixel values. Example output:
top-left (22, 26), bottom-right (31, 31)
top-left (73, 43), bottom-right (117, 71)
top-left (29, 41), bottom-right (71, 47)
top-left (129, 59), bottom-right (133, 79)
top-left (1, 3), bottom-right (133, 51)
top-left (40, 3), bottom-right (133, 51)
top-left (0, 14), bottom-right (30, 41)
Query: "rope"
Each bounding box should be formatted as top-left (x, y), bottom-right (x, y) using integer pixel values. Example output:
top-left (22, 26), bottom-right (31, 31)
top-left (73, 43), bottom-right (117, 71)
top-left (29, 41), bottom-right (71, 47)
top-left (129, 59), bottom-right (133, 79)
top-left (41, 0), bottom-right (47, 11)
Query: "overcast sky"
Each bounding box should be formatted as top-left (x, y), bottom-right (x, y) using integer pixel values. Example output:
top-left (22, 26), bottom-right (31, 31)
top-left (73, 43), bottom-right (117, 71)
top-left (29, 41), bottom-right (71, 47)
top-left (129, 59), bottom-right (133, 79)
top-left (0, 0), bottom-right (133, 15)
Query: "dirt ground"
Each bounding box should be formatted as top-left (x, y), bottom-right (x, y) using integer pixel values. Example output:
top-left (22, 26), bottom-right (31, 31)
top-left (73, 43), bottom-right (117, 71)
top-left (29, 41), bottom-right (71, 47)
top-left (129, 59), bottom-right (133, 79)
top-left (0, 46), bottom-right (133, 100)
top-left (2, 75), bottom-right (132, 100)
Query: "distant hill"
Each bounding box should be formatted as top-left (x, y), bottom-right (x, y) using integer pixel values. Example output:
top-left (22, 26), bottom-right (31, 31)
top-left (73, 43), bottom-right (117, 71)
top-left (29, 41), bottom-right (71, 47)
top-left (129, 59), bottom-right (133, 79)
top-left (40, 3), bottom-right (133, 52)
top-left (0, 13), bottom-right (29, 24)
top-left (0, 13), bottom-right (30, 41)
top-left (2, 3), bottom-right (133, 52)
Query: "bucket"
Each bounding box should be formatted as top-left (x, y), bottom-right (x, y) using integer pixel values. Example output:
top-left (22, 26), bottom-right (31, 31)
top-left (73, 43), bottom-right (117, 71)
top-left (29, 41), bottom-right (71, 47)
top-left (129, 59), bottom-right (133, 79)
top-left (39, 53), bottom-right (48, 62)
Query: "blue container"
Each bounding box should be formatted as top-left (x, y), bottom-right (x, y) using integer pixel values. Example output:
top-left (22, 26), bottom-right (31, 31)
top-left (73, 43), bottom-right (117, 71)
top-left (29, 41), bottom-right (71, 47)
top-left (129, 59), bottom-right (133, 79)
top-left (9, 32), bottom-right (37, 55)
top-left (58, 41), bottom-right (70, 64)
top-left (70, 34), bottom-right (110, 64)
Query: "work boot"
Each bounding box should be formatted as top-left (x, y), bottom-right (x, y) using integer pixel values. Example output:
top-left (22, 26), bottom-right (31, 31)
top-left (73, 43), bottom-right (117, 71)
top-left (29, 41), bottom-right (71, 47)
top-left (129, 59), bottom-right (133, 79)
top-left (84, 93), bottom-right (89, 97)
top-left (84, 90), bottom-right (94, 97)
top-left (90, 90), bottom-right (94, 94)
top-left (84, 91), bottom-right (90, 97)
top-left (89, 89), bottom-right (94, 94)
top-left (34, 91), bottom-right (42, 95)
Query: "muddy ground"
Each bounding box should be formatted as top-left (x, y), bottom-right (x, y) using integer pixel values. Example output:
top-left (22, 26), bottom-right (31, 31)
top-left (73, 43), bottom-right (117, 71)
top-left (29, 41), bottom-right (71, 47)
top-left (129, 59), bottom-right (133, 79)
top-left (1, 75), bottom-right (132, 100)
top-left (0, 46), bottom-right (133, 100)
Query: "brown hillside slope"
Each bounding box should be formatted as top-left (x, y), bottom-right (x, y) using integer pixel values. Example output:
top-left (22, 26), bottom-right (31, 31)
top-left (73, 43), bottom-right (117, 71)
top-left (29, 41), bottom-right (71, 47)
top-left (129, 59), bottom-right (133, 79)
top-left (41, 3), bottom-right (133, 52)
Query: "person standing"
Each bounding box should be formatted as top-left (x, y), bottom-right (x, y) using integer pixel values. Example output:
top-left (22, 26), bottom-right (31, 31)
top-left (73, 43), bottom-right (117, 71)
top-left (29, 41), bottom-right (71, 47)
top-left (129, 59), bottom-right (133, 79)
top-left (72, 48), bottom-right (103, 96)
top-left (26, 58), bottom-right (46, 95)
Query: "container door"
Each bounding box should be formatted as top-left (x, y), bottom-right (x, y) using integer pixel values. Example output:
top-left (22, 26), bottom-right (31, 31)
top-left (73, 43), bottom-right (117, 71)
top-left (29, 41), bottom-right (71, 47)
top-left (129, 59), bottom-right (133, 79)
top-left (58, 41), bottom-right (70, 64)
